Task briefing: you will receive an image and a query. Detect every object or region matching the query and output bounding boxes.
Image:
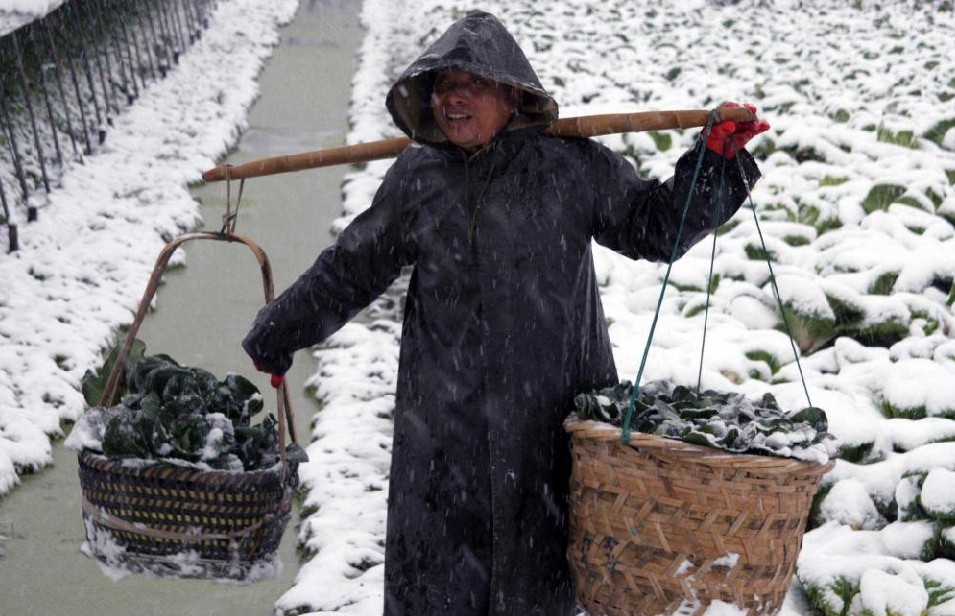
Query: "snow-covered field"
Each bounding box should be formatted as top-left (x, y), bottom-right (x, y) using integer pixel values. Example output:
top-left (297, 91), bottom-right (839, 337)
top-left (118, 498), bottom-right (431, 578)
top-left (3, 0), bottom-right (955, 614)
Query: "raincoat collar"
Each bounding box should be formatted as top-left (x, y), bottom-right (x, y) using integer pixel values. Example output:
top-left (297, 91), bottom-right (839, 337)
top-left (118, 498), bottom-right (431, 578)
top-left (385, 11), bottom-right (559, 147)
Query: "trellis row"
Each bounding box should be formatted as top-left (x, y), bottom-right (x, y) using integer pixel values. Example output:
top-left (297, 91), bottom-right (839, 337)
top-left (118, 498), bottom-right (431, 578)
top-left (0, 0), bottom-right (215, 252)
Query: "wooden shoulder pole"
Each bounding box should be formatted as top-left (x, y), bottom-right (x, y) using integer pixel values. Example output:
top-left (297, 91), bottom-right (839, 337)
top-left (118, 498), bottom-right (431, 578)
top-left (201, 106), bottom-right (754, 183)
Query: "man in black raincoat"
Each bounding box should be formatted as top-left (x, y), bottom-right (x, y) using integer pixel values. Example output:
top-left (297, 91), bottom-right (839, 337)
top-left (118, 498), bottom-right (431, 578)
top-left (243, 10), bottom-right (767, 616)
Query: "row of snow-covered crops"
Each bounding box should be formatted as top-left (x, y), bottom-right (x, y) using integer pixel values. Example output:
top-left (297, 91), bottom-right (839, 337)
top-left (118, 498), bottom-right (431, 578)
top-left (0, 0), bottom-right (216, 252)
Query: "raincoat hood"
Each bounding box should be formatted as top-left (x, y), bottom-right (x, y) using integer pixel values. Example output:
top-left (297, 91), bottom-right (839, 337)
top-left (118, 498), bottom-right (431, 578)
top-left (385, 11), bottom-right (559, 145)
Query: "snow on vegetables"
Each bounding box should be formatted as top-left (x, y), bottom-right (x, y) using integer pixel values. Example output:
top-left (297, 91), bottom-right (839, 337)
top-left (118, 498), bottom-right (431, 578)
top-left (574, 379), bottom-right (836, 463)
top-left (73, 341), bottom-right (287, 471)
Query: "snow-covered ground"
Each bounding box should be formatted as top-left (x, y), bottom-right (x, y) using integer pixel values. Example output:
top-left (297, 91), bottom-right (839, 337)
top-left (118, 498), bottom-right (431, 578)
top-left (0, 0), bottom-right (65, 35)
top-left (3, 0), bottom-right (955, 615)
top-left (0, 0), bottom-right (298, 493)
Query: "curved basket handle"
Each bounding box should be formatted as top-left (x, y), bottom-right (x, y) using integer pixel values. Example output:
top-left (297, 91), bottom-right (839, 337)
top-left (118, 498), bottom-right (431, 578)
top-left (98, 231), bottom-right (296, 467)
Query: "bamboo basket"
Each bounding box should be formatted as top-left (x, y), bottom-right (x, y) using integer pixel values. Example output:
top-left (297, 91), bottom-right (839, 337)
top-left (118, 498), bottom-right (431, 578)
top-left (77, 232), bottom-right (299, 580)
top-left (564, 416), bottom-right (833, 616)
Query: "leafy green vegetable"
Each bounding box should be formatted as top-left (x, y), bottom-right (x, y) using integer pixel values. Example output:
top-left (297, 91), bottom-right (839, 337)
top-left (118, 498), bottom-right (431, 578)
top-left (234, 416), bottom-right (279, 470)
top-left (102, 408), bottom-right (156, 459)
top-left (81, 339), bottom-right (147, 407)
top-left (81, 341), bottom-right (285, 471)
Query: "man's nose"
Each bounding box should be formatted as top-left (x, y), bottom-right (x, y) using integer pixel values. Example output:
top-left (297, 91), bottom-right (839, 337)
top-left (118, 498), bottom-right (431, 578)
top-left (445, 86), bottom-right (468, 101)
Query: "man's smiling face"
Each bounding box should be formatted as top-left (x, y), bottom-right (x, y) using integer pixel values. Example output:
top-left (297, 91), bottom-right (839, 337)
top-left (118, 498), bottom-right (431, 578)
top-left (430, 71), bottom-right (518, 152)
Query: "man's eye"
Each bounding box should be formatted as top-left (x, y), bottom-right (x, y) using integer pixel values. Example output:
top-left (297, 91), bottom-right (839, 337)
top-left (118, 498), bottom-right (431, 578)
top-left (432, 76), bottom-right (495, 95)
top-left (434, 80), bottom-right (457, 94)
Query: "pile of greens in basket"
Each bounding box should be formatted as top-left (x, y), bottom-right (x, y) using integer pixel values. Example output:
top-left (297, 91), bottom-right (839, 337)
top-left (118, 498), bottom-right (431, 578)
top-left (68, 340), bottom-right (287, 471)
top-left (574, 379), bottom-right (835, 463)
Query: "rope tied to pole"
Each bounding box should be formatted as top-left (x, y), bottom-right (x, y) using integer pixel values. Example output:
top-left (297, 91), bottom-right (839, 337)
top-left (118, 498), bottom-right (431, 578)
top-left (620, 109), bottom-right (720, 444)
top-left (220, 164), bottom-right (244, 236)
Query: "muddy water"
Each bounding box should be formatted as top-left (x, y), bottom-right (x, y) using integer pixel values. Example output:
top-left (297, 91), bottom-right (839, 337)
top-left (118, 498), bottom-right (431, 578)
top-left (0, 1), bottom-right (362, 614)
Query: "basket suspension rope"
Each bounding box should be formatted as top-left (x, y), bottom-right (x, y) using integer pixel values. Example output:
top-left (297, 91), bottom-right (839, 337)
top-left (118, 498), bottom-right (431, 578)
top-left (219, 170), bottom-right (297, 446)
top-left (695, 156), bottom-right (728, 391)
top-left (621, 110), bottom-right (720, 445)
top-left (736, 158), bottom-right (813, 408)
top-left (621, 108), bottom-right (815, 445)
top-left (221, 164), bottom-right (244, 236)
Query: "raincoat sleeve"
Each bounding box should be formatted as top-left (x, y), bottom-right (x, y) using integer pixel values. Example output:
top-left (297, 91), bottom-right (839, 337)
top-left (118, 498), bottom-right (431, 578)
top-left (242, 156), bottom-right (419, 375)
top-left (590, 140), bottom-right (760, 262)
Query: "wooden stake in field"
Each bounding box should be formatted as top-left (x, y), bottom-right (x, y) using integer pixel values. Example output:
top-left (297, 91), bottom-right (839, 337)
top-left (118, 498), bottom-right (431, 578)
top-left (201, 106), bottom-right (756, 183)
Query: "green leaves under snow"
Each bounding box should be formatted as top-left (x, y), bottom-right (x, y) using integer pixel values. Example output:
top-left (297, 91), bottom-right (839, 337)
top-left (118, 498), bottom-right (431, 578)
top-left (78, 340), bottom-right (282, 471)
top-left (574, 379), bottom-right (834, 462)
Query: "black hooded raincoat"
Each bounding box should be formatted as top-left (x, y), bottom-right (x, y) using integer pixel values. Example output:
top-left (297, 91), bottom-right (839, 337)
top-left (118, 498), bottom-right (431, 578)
top-left (243, 11), bottom-right (759, 616)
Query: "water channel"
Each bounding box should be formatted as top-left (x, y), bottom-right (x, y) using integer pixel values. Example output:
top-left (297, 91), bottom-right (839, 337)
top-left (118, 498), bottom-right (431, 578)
top-left (0, 1), bottom-right (361, 613)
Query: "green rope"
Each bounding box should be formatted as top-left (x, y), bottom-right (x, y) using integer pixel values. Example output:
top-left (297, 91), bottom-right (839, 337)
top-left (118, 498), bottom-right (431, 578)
top-left (621, 109), bottom-right (718, 444)
top-left (735, 159), bottom-right (813, 407)
top-left (696, 155), bottom-right (727, 391)
top-left (619, 111), bottom-right (814, 445)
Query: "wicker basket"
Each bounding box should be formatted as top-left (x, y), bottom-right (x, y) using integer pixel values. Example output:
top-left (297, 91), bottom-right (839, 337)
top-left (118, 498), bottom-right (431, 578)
top-left (77, 231), bottom-right (300, 580)
top-left (78, 451), bottom-right (297, 578)
top-left (564, 416), bottom-right (833, 616)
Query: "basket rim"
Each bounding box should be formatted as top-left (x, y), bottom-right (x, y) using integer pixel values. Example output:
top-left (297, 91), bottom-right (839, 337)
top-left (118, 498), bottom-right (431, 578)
top-left (563, 415), bottom-right (834, 474)
top-left (78, 448), bottom-right (289, 480)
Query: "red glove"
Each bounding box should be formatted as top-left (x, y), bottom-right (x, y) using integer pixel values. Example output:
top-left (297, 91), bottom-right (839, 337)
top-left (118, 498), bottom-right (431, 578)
top-left (705, 103), bottom-right (770, 158)
top-left (252, 359), bottom-right (285, 389)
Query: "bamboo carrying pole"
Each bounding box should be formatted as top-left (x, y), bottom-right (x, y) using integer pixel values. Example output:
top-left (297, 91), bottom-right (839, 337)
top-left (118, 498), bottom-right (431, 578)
top-left (201, 106), bottom-right (755, 183)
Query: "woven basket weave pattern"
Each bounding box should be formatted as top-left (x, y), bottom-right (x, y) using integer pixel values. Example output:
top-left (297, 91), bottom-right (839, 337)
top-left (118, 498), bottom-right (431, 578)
top-left (79, 451), bottom-right (297, 566)
top-left (74, 233), bottom-right (300, 579)
top-left (565, 419), bottom-right (831, 616)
